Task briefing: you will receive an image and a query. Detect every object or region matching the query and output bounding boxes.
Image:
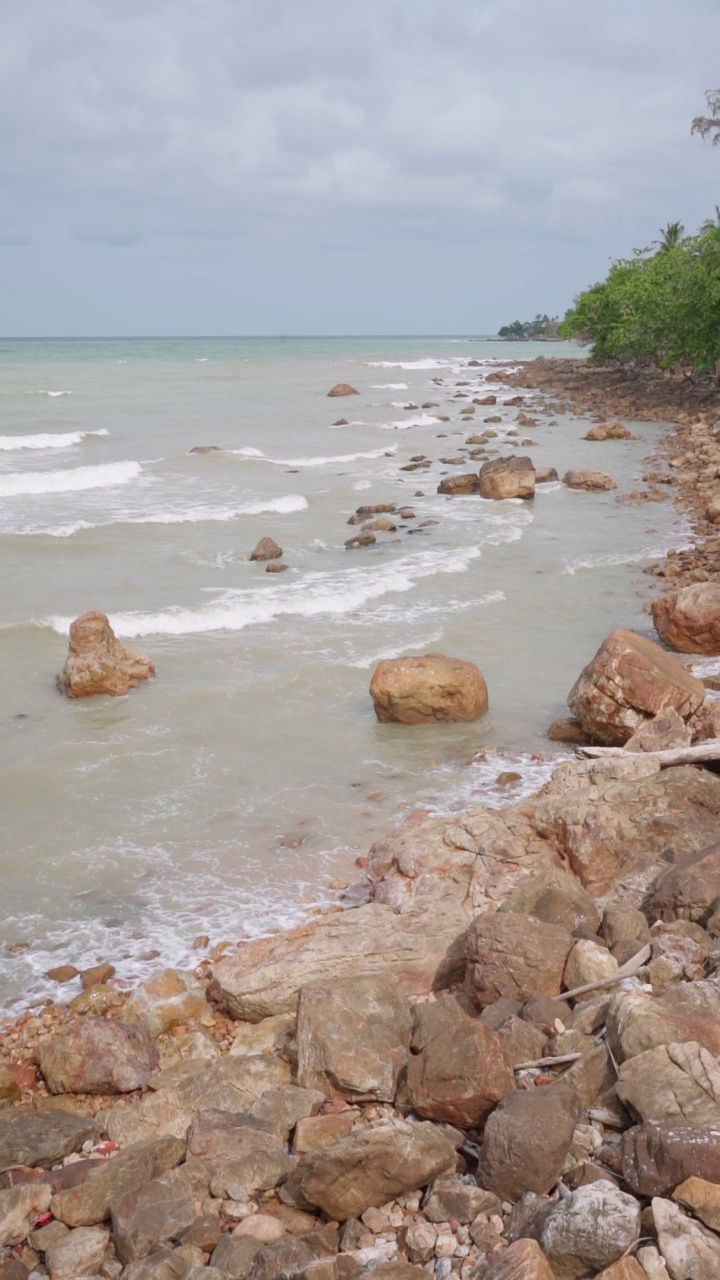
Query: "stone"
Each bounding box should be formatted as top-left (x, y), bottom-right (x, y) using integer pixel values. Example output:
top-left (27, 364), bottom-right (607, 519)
top-left (327, 384), bottom-right (359, 397)
top-left (621, 1122), bottom-right (720, 1196)
top-left (369, 653), bottom-right (488, 724)
top-left (602, 905), bottom-right (652, 951)
top-left (423, 1178), bottom-right (500, 1224)
top-left (616, 1041), bottom-right (720, 1126)
top-left (297, 974), bottom-right (411, 1103)
top-left (210, 1234), bottom-right (264, 1278)
top-left (250, 538), bottom-right (282, 562)
top-left (37, 1015), bottom-right (158, 1095)
top-left (245, 1231), bottom-right (338, 1280)
top-left (500, 868), bottom-right (601, 933)
top-left (540, 1180), bottom-right (641, 1280)
top-left (212, 901), bottom-right (467, 1021)
top-left (437, 473), bottom-right (481, 495)
top-left (0, 1068), bottom-right (20, 1107)
top-left (0, 1108), bottom-right (98, 1173)
top-left (406, 992), bottom-right (514, 1126)
top-left (466, 911), bottom-right (574, 1006)
top-left (645, 843), bottom-right (720, 925)
top-left (607, 982), bottom-right (720, 1063)
top-left (293, 1118), bottom-right (457, 1220)
top-left (46, 1225), bottom-right (109, 1280)
top-left (362, 518), bottom-right (396, 532)
top-left (30, 1220), bottom-right (69, 1251)
top-left (653, 1196), bottom-right (720, 1280)
top-left (293, 1112), bottom-right (355, 1154)
top-left (652, 584), bottom-right (720, 655)
top-left (496, 1014), bottom-right (547, 1067)
top-left (405, 1218), bottom-right (437, 1263)
top-left (229, 1013), bottom-right (296, 1057)
top-left (592, 1261), bottom-right (647, 1280)
top-left (625, 708), bottom-right (692, 753)
top-left (266, 562), bottom-right (288, 573)
top-left (0, 1183), bottom-right (52, 1246)
top-left (563, 939), bottom-right (618, 997)
top-left (189, 1110), bottom-right (291, 1184)
top-left (567, 628), bottom-right (705, 745)
top-left (45, 964), bottom-right (79, 984)
top-left (80, 961), bottom-right (116, 988)
top-left (477, 1084), bottom-right (581, 1201)
top-left (674, 1176), bottom-right (720, 1231)
top-left (189, 444), bottom-right (221, 453)
top-left (547, 716), bottom-right (594, 744)
top-left (110, 1180), bottom-right (197, 1265)
top-left (536, 467), bottom-right (560, 484)
top-left (57, 611), bottom-right (155, 699)
top-left (345, 532), bottom-right (376, 549)
top-left (562, 468), bottom-right (617, 491)
top-left (585, 421), bottom-right (634, 440)
top-left (120, 969), bottom-right (209, 1038)
top-left (51, 1135), bottom-right (186, 1226)
top-left (478, 455), bottom-right (535, 500)
top-left (120, 1246), bottom-right (192, 1280)
top-left (482, 1239), bottom-right (555, 1280)
top-left (233, 1214), bottom-right (286, 1243)
top-left (248, 1084), bottom-right (324, 1140)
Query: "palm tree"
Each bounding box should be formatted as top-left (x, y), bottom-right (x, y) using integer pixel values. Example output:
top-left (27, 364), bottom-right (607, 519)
top-left (692, 89), bottom-right (720, 146)
top-left (701, 206), bottom-right (720, 233)
top-left (657, 221), bottom-right (685, 253)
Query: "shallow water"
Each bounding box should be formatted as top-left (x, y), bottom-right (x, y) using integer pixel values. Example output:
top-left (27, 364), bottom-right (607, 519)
top-left (0, 336), bottom-right (683, 1011)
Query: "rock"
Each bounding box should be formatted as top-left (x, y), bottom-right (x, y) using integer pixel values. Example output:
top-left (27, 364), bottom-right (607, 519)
top-left (567, 628), bottom-right (705, 745)
top-left (645, 843), bottom-right (720, 925)
top-left (562, 468), bottom-right (617, 491)
top-left (229, 1013), bottom-right (296, 1057)
top-left (423, 1178), bottom-right (500, 1223)
top-left (406, 991), bottom-right (514, 1126)
top-left (481, 1239), bottom-right (555, 1280)
top-left (602, 905), bottom-right (652, 952)
top-left (625, 707), bottom-right (692, 752)
top-left (607, 985), bottom-right (720, 1063)
top-left (496, 1014), bottom-right (547, 1068)
top-left (547, 716), bottom-right (594, 745)
top-left (369, 653), bottom-right (488, 725)
top-left (478, 455), bottom-right (536, 500)
top-left (250, 537), bottom-right (282, 562)
top-left (405, 1218), bottom-right (437, 1263)
top-left (593, 1260), bottom-right (647, 1280)
top-left (563, 939), bottom-right (618, 997)
top-left (327, 384), bottom-right (359, 397)
top-left (111, 1180), bottom-right (197, 1266)
top-left (500, 868), bottom-right (601, 933)
top-left (585, 421), bottom-right (634, 440)
top-left (540, 1180), bottom-right (641, 1280)
top-left (561, 1044), bottom-right (616, 1109)
top-left (266, 562), bottom-right (288, 573)
top-left (674, 1176), bottom-right (720, 1232)
top-left (0, 1108), bottom-right (98, 1173)
top-left (436, 473), bottom-right (481, 495)
top-left (213, 901), bottom-right (467, 1022)
top-left (248, 1084), bottom-right (324, 1140)
top-left (477, 1084), bottom-right (580, 1201)
top-left (616, 1041), bottom-right (720, 1126)
top-left (345, 532), bottom-right (376, 549)
top-left (652, 584), bottom-right (720, 655)
top-left (196, 1114), bottom-right (293, 1194)
top-left (354, 504), bottom-right (396, 516)
top-left (297, 974), bottom-right (411, 1102)
top-left (536, 467), bottom-right (560, 484)
top-left (57, 611), bottom-right (155, 699)
top-left (37, 1016), bottom-right (158, 1095)
top-left (653, 1196), bottom-right (720, 1280)
top-left (80, 961), bottom-right (116, 988)
top-left (120, 969), bottom-right (209, 1038)
top-left (45, 964), bottom-right (79, 984)
top-left (46, 1225), bottom-right (109, 1280)
top-left (466, 911), bottom-right (574, 1006)
top-left (245, 1231), bottom-right (338, 1280)
top-left (233, 1214), bottom-right (286, 1243)
top-left (0, 1068), bottom-right (20, 1107)
top-left (51, 1135), bottom-right (186, 1226)
top-left (362, 518), bottom-right (397, 532)
top-left (210, 1234), bottom-right (264, 1278)
top-left (293, 1118), bottom-right (457, 1220)
top-left (621, 1122), bottom-right (720, 1196)
top-left (189, 444), bottom-right (221, 454)
top-left (293, 1112), bottom-right (354, 1154)
top-left (0, 1183), bottom-right (52, 1246)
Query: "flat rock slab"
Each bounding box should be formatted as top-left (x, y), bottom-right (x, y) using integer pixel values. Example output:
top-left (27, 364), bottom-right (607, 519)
top-left (0, 1108), bottom-right (98, 1173)
top-left (297, 974), bottom-right (412, 1103)
top-left (617, 1041), bottom-right (720, 1127)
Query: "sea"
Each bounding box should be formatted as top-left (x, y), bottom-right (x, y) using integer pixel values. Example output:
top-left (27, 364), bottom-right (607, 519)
top-left (0, 336), bottom-right (687, 1013)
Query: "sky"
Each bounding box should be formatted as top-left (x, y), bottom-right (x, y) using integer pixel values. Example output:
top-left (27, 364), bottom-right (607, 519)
top-left (1, 0), bottom-right (719, 336)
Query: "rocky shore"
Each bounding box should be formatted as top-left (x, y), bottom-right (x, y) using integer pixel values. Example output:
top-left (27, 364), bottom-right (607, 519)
top-left (4, 359), bottom-right (720, 1280)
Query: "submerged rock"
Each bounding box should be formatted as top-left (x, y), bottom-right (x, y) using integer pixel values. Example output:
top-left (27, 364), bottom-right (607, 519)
top-left (57, 611), bottom-right (155, 699)
top-left (563, 468), bottom-right (617, 491)
top-left (327, 383), bottom-right (359, 397)
top-left (369, 653), bottom-right (488, 724)
top-left (250, 537), bottom-right (282, 561)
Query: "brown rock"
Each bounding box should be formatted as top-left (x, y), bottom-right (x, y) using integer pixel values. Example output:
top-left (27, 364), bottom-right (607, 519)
top-left (616, 1041), bottom-right (720, 1126)
top-left (362, 518), bottom-right (397, 532)
top-left (652, 1196), bottom-right (720, 1280)
top-left (57, 611), bottom-right (155, 699)
top-left (196, 1115), bottom-right (293, 1195)
top-left (293, 1112), bottom-right (354, 1154)
top-left (46, 1225), bottom-right (109, 1280)
top-left (547, 716), bottom-right (594, 745)
top-left (482, 1239), bottom-right (555, 1280)
top-left (51, 1135), bottom-right (185, 1226)
top-left (250, 537), bottom-right (282, 562)
top-left (80, 961), bottom-right (116, 989)
top-left (478, 455), bottom-right (536, 500)
top-left (37, 1016), bottom-right (158, 1095)
top-left (607, 984), bottom-right (720, 1063)
top-left (593, 1259), bottom-right (647, 1280)
top-left (536, 467), bottom-right (560, 484)
top-left (437, 473), bottom-right (481, 495)
top-left (120, 968), bottom-right (209, 1038)
top-left (674, 1175), bottom-right (720, 1232)
top-left (585, 421), bottom-right (633, 440)
top-left (562, 468), bottom-right (617, 491)
top-left (345, 532), bottom-right (376, 549)
top-left (477, 1084), bottom-right (581, 1201)
top-left (423, 1178), bottom-right (500, 1224)
top-left (189, 445), bottom-right (221, 453)
top-left (266, 562), bottom-right (288, 573)
top-left (0, 1183), bottom-right (52, 1246)
top-left (652, 583), bottom-right (720, 655)
top-left (45, 965), bottom-right (79, 984)
top-left (567, 628), bottom-right (705, 745)
top-left (327, 384), bottom-right (359, 397)
top-left (625, 707), bottom-right (692, 752)
top-left (466, 911), bottom-right (574, 1006)
top-left (111, 1180), bottom-right (197, 1266)
top-left (297, 974), bottom-right (411, 1103)
top-left (369, 653), bottom-right (488, 724)
top-left (406, 991), bottom-right (514, 1126)
top-left (496, 1014), bottom-right (547, 1068)
top-left (500, 867), bottom-right (601, 933)
top-left (0, 1068), bottom-right (20, 1107)
top-left (0, 1109), bottom-right (98, 1174)
top-left (563, 939), bottom-right (618, 998)
top-left (622, 1122), bottom-right (720, 1196)
top-left (646, 842), bottom-right (720, 926)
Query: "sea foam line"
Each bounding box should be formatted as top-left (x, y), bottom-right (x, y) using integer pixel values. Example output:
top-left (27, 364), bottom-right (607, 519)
top-left (0, 460), bottom-right (142, 497)
top-left (22, 495), bottom-right (309, 538)
top-left (0, 429), bottom-right (108, 452)
top-left (232, 447), bottom-right (395, 467)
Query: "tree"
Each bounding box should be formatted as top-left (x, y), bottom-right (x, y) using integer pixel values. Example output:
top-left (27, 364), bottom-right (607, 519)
top-left (657, 221), bottom-right (685, 252)
top-left (692, 88), bottom-right (720, 145)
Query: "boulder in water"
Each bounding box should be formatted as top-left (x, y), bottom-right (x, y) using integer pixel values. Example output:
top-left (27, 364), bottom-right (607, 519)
top-left (57, 612), bottom-right (155, 699)
top-left (250, 537), bottom-right (283, 561)
top-left (479, 455), bottom-right (535, 500)
top-left (370, 653), bottom-right (488, 724)
top-left (563, 468), bottom-right (617, 491)
top-left (652, 583), bottom-right (720, 655)
top-left (327, 383), bottom-right (359, 397)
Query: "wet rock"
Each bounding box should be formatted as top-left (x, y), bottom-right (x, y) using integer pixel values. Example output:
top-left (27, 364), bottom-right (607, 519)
top-left (406, 991), bottom-right (514, 1126)
top-left (540, 1180), bottom-right (641, 1280)
top-left (294, 1118), bottom-right (456, 1220)
top-left (46, 1225), bottom-right (109, 1280)
top-left (500, 867), bottom-right (601, 933)
top-left (345, 532), bottom-right (376, 549)
top-left (653, 1196), bottom-right (720, 1280)
top-left (617, 1041), bottom-right (720, 1126)
top-left (266, 562), bottom-right (288, 573)
top-left (189, 445), bottom-right (221, 454)
top-left (120, 968), bottom-right (209, 1038)
top-left (37, 1016), bottom-right (158, 1095)
top-left (563, 468), bottom-right (617, 491)
top-left (212, 901), bottom-right (467, 1021)
top-left (0, 1183), bottom-right (52, 1246)
top-left (57, 611), bottom-right (155, 699)
top-left (536, 467), bottom-right (560, 484)
top-left (466, 911), bottom-right (574, 1005)
top-left (645, 843), bottom-right (720, 925)
top-left (0, 1109), bottom-right (98, 1173)
top-left (45, 964), bottom-right (79, 984)
top-left (362, 518), bottom-right (397, 532)
top-left (297, 974), bottom-right (411, 1103)
top-left (51, 1135), bottom-right (186, 1226)
top-left (327, 384), bottom-right (359, 397)
top-left (477, 1084), bottom-right (581, 1200)
top-left (478, 455), bottom-right (536, 500)
top-left (250, 537), bottom-right (282, 562)
top-left (80, 961), bottom-right (116, 988)
top-left (652, 583), bottom-right (720, 655)
top-left (369, 653), bottom-right (488, 725)
top-left (111, 1180), bottom-right (197, 1265)
top-left (585, 421), bottom-right (634, 440)
top-left (567, 628), bottom-right (705, 745)
top-left (547, 716), bottom-right (594, 745)
top-left (621, 1122), bottom-right (720, 1196)
top-left (436, 472), bottom-right (482, 495)
top-left (482, 1239), bottom-right (555, 1280)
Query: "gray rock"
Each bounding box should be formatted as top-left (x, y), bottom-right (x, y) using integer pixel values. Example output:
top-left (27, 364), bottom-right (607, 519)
top-left (297, 975), bottom-right (411, 1103)
top-left (477, 1084), bottom-right (580, 1201)
top-left (540, 1180), bottom-right (641, 1279)
top-left (653, 1196), bottom-right (720, 1280)
top-left (0, 1183), bottom-right (52, 1246)
top-left (110, 1180), bottom-right (197, 1266)
top-left (0, 1108), bottom-right (98, 1173)
top-left (46, 1225), bottom-right (109, 1280)
top-left (51, 1135), bottom-right (186, 1226)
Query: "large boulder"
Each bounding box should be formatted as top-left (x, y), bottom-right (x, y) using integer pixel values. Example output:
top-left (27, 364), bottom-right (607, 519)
top-left (607, 984), bottom-right (720, 1063)
top-left (250, 537), bottom-right (282, 562)
top-left (57, 611), bottom-right (155, 699)
top-left (478, 455), bottom-right (535, 500)
top-left (652, 583), bottom-right (720, 655)
top-left (585, 421), bottom-right (634, 441)
top-left (567, 628), bottom-right (705, 745)
top-left (477, 1084), bottom-right (581, 1201)
top-left (37, 1016), bottom-right (158, 1095)
top-left (437, 473), bottom-right (481, 495)
top-left (369, 653), bottom-right (488, 724)
top-left (562, 468), bottom-right (617, 491)
top-left (616, 1042), bottom-right (720, 1126)
top-left (622, 1123), bottom-right (720, 1196)
top-left (51, 1135), bottom-right (185, 1226)
top-left (406, 992), bottom-right (514, 1127)
top-left (212, 901), bottom-right (467, 1022)
top-left (645, 843), bottom-right (720, 924)
top-left (120, 969), bottom-right (208, 1038)
top-left (540, 1181), bottom-right (641, 1280)
top-left (327, 384), bottom-right (359, 397)
top-left (466, 911), bottom-right (574, 1006)
top-left (292, 1118), bottom-right (457, 1220)
top-left (297, 974), bottom-right (411, 1103)
top-left (499, 867), bottom-right (601, 933)
top-left (0, 1109), bottom-right (98, 1173)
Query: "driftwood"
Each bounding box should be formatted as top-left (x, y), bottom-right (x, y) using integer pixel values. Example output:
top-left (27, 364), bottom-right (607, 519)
top-left (577, 739), bottom-right (720, 767)
top-left (514, 1052), bottom-right (583, 1072)
top-left (556, 943), bottom-right (652, 1002)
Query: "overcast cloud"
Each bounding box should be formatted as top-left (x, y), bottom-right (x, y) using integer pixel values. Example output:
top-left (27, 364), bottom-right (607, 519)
top-left (1, 0), bottom-right (718, 334)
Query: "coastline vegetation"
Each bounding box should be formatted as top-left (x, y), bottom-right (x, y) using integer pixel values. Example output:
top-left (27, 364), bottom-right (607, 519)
top-left (496, 314), bottom-right (561, 340)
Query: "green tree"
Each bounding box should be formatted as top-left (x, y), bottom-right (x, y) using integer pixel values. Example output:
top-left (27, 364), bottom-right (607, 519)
top-left (657, 221), bottom-right (685, 252)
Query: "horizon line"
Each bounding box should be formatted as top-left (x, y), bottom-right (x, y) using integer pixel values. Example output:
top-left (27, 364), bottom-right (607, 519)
top-left (0, 333), bottom-right (506, 341)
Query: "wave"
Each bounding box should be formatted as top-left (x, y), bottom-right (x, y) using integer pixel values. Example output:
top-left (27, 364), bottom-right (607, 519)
top-left (0, 429), bottom-right (108, 452)
top-left (44, 546), bottom-right (484, 639)
top-left (376, 414), bottom-right (441, 430)
top-left (366, 359), bottom-right (460, 370)
top-left (0, 460), bottom-right (142, 497)
top-left (27, 390), bottom-right (73, 397)
top-left (233, 447), bottom-right (395, 467)
top-left (24, 495), bottom-right (309, 538)
top-left (371, 382), bottom-right (408, 390)
top-left (562, 545), bottom-right (669, 575)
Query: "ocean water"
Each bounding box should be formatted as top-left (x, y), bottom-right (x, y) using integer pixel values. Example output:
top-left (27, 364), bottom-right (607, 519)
top-left (0, 336), bottom-right (682, 1012)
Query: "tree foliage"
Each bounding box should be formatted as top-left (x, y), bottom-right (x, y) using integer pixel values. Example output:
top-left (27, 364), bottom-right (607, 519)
top-left (692, 88), bottom-right (720, 146)
top-left (498, 313), bottom-right (561, 340)
top-left (560, 220), bottom-right (720, 378)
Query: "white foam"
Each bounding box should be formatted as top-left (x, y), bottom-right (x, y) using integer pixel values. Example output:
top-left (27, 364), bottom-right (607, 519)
top-left (0, 429), bottom-right (108, 452)
top-left (28, 495), bottom-right (308, 538)
top-left (366, 359), bottom-right (460, 370)
top-left (376, 414), bottom-right (441, 431)
top-left (371, 383), bottom-right (408, 390)
top-left (27, 390), bottom-right (73, 397)
top-left (562, 545), bottom-right (671, 575)
top-left (0, 460), bottom-right (142, 497)
top-left (233, 447), bottom-right (395, 467)
top-left (353, 480), bottom-right (372, 491)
